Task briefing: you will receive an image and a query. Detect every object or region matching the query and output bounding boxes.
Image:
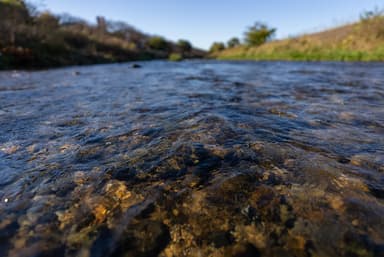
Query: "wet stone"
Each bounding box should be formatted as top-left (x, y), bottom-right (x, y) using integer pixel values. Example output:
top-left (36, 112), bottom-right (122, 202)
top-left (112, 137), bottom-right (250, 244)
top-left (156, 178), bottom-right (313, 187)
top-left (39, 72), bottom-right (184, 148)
top-left (343, 231), bottom-right (383, 257)
top-left (113, 220), bottom-right (171, 257)
top-left (75, 146), bottom-right (104, 162)
top-left (367, 183), bottom-right (384, 199)
top-left (231, 243), bottom-right (261, 257)
top-left (105, 166), bottom-right (137, 182)
top-left (206, 231), bottom-right (234, 248)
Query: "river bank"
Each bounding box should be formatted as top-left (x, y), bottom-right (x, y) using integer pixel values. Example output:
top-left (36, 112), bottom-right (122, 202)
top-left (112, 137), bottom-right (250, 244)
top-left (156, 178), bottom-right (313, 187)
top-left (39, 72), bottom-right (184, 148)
top-left (0, 0), bottom-right (205, 70)
top-left (216, 15), bottom-right (384, 61)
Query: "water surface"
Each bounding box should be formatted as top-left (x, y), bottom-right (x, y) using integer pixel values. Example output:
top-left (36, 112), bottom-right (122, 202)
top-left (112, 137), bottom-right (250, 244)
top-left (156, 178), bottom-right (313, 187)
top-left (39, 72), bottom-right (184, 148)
top-left (0, 61), bottom-right (383, 257)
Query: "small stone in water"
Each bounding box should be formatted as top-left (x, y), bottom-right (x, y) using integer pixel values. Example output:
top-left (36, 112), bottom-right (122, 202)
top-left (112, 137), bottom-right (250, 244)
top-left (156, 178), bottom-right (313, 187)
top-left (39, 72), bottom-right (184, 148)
top-left (4, 198), bottom-right (8, 203)
top-left (172, 209), bottom-right (179, 216)
top-left (0, 144), bottom-right (19, 154)
top-left (131, 64), bottom-right (142, 68)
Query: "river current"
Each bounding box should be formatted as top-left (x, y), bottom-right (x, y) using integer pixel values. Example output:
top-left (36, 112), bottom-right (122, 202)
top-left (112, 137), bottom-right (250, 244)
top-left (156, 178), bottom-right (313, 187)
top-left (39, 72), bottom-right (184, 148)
top-left (0, 61), bottom-right (383, 257)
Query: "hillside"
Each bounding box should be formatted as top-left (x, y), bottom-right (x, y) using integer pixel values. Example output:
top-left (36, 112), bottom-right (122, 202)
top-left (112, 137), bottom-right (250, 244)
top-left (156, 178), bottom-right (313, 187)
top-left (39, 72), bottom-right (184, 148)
top-left (217, 15), bottom-right (384, 61)
top-left (1, 0), bottom-right (23, 5)
top-left (0, 0), bottom-right (205, 69)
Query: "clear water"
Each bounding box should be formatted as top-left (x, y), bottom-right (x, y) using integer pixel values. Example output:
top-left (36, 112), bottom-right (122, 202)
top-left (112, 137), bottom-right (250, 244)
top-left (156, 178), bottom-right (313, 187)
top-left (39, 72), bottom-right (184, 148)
top-left (0, 61), bottom-right (383, 257)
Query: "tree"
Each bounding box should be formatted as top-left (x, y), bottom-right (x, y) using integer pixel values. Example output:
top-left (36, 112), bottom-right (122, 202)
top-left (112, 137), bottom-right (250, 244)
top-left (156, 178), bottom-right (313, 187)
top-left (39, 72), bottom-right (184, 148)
top-left (96, 16), bottom-right (107, 36)
top-left (177, 39), bottom-right (192, 53)
top-left (227, 37), bottom-right (240, 48)
top-left (209, 42), bottom-right (225, 53)
top-left (36, 12), bottom-right (59, 29)
top-left (0, 1), bottom-right (29, 45)
top-left (147, 36), bottom-right (169, 50)
top-left (106, 20), bottom-right (148, 49)
top-left (33, 11), bottom-right (59, 41)
top-left (244, 22), bottom-right (276, 47)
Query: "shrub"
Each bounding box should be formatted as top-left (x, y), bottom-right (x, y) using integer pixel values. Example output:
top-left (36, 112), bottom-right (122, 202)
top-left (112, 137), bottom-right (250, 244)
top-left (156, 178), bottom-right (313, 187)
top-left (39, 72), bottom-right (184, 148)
top-left (209, 42), bottom-right (225, 53)
top-left (227, 37), bottom-right (240, 48)
top-left (168, 53), bottom-right (182, 61)
top-left (62, 32), bottom-right (90, 49)
top-left (147, 36), bottom-right (169, 50)
top-left (177, 39), bottom-right (192, 52)
top-left (244, 22), bottom-right (276, 47)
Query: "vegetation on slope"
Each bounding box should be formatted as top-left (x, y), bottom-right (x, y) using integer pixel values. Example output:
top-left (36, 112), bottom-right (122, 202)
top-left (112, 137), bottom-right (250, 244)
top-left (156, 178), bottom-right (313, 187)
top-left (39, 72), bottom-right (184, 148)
top-left (215, 8), bottom-right (384, 61)
top-left (0, 0), bottom-right (205, 69)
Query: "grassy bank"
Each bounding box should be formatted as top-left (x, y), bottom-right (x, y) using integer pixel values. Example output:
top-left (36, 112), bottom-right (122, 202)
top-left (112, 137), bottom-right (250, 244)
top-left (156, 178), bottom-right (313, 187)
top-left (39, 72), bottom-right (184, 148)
top-left (216, 15), bottom-right (384, 61)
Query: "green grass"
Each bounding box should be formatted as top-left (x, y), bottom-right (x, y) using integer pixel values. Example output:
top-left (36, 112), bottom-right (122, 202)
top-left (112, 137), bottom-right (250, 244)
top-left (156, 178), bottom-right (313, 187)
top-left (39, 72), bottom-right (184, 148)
top-left (217, 16), bottom-right (384, 62)
top-left (218, 47), bottom-right (384, 62)
top-left (168, 53), bottom-right (183, 61)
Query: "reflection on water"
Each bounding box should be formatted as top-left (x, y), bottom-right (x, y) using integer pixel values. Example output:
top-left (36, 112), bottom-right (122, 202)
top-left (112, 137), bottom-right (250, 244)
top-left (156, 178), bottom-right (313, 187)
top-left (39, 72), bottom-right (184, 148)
top-left (0, 61), bottom-right (383, 257)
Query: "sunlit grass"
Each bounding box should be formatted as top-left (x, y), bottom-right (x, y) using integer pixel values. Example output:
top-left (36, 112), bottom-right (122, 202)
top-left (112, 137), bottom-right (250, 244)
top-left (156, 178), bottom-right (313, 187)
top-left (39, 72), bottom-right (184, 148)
top-left (168, 53), bottom-right (183, 61)
top-left (217, 16), bottom-right (384, 62)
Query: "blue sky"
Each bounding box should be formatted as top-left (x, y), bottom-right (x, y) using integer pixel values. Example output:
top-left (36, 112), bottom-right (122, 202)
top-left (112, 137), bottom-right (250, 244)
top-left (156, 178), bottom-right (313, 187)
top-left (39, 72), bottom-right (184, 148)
top-left (33, 0), bottom-right (383, 50)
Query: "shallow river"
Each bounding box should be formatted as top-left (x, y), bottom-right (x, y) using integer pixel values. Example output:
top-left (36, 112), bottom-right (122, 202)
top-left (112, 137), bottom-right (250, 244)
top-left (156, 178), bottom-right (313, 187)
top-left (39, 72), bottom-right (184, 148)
top-left (0, 61), bottom-right (383, 257)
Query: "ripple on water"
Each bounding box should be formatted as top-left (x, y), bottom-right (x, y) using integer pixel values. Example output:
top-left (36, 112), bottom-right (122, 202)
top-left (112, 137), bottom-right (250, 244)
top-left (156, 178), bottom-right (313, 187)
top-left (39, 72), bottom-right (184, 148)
top-left (0, 61), bottom-right (383, 257)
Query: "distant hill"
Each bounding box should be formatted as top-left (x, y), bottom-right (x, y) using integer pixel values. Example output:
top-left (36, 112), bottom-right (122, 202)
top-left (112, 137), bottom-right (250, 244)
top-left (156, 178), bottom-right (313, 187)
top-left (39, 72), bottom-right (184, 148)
top-left (0, 0), bottom-right (206, 69)
top-left (216, 15), bottom-right (384, 61)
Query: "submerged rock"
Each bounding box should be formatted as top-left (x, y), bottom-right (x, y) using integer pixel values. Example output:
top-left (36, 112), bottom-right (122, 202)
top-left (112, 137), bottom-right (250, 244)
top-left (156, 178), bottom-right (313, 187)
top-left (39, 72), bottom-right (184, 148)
top-left (131, 64), bottom-right (142, 68)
